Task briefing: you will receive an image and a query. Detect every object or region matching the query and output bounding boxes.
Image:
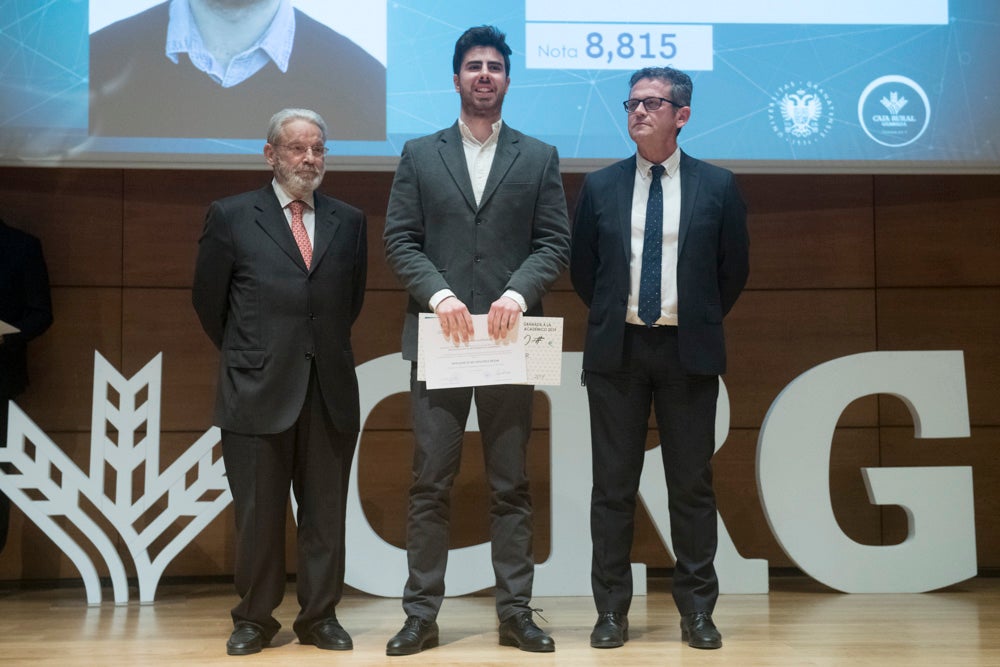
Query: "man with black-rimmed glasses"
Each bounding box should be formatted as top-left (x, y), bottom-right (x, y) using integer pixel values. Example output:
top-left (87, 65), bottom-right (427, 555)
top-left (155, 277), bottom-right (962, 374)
top-left (571, 66), bottom-right (749, 651)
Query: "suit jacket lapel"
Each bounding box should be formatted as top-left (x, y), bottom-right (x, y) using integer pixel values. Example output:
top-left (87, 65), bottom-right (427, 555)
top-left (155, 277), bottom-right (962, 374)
top-left (478, 124), bottom-right (519, 210)
top-left (617, 156), bottom-right (638, 266)
top-left (438, 123), bottom-right (478, 211)
top-left (310, 194), bottom-right (342, 273)
top-left (677, 151), bottom-right (699, 257)
top-left (254, 186), bottom-right (309, 271)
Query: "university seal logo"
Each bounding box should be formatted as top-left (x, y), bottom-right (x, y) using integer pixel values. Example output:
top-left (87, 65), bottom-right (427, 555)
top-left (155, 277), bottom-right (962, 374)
top-left (769, 81), bottom-right (835, 146)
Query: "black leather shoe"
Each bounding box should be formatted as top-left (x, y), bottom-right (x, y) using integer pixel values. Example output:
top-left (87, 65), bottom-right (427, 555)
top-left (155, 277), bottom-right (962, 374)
top-left (226, 622), bottom-right (269, 656)
top-left (680, 611), bottom-right (722, 649)
top-left (299, 618), bottom-right (353, 650)
top-left (590, 611), bottom-right (629, 648)
top-left (386, 616), bottom-right (439, 656)
top-left (498, 612), bottom-right (555, 652)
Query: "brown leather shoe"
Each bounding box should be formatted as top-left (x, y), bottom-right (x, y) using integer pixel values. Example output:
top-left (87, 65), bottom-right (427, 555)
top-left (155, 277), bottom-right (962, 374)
top-left (299, 618), bottom-right (353, 650)
top-left (498, 612), bottom-right (555, 652)
top-left (590, 611), bottom-right (629, 648)
top-left (680, 611), bottom-right (722, 649)
top-left (226, 622), bottom-right (269, 656)
top-left (386, 616), bottom-right (439, 656)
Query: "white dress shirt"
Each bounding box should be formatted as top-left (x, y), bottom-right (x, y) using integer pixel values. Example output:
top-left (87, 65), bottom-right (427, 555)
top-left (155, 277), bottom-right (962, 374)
top-left (626, 148), bottom-right (682, 326)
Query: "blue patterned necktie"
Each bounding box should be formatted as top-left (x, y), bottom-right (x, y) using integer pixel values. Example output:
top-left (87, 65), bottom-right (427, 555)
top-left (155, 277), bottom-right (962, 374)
top-left (638, 164), bottom-right (666, 326)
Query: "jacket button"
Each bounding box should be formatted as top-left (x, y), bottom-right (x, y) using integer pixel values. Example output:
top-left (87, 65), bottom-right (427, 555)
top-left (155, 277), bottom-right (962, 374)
top-left (305, 352), bottom-right (314, 360)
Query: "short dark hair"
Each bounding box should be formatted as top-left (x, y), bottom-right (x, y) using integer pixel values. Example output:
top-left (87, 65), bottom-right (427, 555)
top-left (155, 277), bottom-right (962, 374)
top-left (453, 25), bottom-right (511, 75)
top-left (628, 67), bottom-right (693, 107)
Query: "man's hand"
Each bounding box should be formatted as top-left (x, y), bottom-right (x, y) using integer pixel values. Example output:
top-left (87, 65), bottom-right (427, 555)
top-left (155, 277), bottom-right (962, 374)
top-left (435, 296), bottom-right (475, 344)
top-left (487, 296), bottom-right (522, 342)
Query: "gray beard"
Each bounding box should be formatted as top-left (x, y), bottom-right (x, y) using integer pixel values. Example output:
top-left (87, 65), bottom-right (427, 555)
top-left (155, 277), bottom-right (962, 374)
top-left (199, 0), bottom-right (274, 14)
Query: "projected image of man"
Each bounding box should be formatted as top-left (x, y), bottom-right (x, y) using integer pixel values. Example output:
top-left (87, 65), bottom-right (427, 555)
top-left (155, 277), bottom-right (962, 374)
top-left (89, 0), bottom-right (385, 139)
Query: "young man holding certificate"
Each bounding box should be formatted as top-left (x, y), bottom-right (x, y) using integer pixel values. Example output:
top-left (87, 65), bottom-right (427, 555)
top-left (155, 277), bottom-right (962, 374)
top-left (382, 25), bottom-right (570, 657)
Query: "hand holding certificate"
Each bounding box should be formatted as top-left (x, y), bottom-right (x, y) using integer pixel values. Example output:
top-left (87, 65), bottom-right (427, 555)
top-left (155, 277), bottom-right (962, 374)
top-left (419, 314), bottom-right (527, 389)
top-left (417, 314), bottom-right (565, 389)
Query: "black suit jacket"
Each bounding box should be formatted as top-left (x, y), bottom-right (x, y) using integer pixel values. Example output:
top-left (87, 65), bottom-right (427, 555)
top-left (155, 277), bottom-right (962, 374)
top-left (0, 221), bottom-right (53, 398)
top-left (384, 122), bottom-right (571, 360)
top-left (192, 185), bottom-right (367, 435)
top-left (89, 4), bottom-right (385, 140)
top-left (571, 151), bottom-right (749, 375)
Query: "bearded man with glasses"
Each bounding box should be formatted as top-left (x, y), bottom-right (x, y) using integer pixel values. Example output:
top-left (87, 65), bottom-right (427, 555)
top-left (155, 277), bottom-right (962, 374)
top-left (193, 107), bottom-right (367, 656)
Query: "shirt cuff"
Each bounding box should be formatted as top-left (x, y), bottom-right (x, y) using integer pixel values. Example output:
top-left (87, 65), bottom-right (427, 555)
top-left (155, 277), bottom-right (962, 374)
top-left (429, 289), bottom-right (456, 311)
top-left (502, 290), bottom-right (527, 312)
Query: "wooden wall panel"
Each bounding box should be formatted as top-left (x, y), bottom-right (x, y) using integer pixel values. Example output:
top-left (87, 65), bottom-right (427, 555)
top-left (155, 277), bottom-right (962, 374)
top-left (722, 290), bottom-right (878, 429)
top-left (875, 175), bottom-right (1000, 287)
top-left (122, 287), bottom-right (218, 431)
top-left (876, 288), bottom-right (1000, 426)
top-left (351, 290), bottom-right (409, 367)
top-left (123, 170), bottom-right (264, 288)
top-left (339, 171), bottom-right (399, 291)
top-left (740, 175), bottom-right (875, 289)
top-left (0, 168), bottom-right (123, 287)
top-left (17, 287), bottom-right (123, 431)
top-left (2, 168), bottom-right (999, 582)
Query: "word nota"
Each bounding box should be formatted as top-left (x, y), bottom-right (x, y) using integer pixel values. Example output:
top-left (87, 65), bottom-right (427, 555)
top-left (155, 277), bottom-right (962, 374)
top-left (345, 351), bottom-right (974, 596)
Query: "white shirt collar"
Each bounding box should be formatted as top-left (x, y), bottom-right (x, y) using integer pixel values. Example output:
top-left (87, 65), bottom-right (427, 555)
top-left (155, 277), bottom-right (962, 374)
top-left (458, 117), bottom-right (503, 147)
top-left (635, 147), bottom-right (681, 180)
top-left (271, 179), bottom-right (314, 210)
top-left (166, 0), bottom-right (295, 87)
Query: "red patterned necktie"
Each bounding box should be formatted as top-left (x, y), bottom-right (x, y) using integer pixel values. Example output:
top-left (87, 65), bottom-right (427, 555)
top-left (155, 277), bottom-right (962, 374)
top-left (288, 199), bottom-right (312, 269)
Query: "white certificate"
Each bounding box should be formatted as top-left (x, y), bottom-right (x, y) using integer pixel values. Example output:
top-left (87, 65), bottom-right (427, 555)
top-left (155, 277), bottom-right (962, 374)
top-left (520, 316), bottom-right (563, 386)
top-left (417, 315), bottom-right (565, 388)
top-left (0, 319), bottom-right (20, 336)
top-left (418, 314), bottom-right (527, 389)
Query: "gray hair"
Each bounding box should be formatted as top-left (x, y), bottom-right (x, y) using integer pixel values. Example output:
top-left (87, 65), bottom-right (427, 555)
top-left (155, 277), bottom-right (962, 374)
top-left (266, 108), bottom-right (327, 144)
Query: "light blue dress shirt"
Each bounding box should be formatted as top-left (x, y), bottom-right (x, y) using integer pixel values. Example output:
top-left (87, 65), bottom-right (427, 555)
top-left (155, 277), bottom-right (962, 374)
top-left (165, 0), bottom-right (295, 88)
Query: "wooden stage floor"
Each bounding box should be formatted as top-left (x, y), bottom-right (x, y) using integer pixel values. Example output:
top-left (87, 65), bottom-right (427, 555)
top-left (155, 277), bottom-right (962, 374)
top-left (0, 576), bottom-right (997, 665)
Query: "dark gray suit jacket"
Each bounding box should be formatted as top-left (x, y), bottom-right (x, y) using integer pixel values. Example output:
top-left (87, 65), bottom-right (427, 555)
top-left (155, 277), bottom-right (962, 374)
top-left (384, 122), bottom-right (570, 361)
top-left (570, 151), bottom-right (749, 376)
top-left (192, 185), bottom-right (367, 435)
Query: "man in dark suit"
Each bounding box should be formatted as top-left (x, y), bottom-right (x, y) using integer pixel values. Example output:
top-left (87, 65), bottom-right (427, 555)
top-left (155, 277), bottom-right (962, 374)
top-left (90, 0), bottom-right (385, 140)
top-left (192, 108), bottom-right (367, 656)
top-left (382, 25), bottom-right (570, 656)
top-left (570, 67), bottom-right (749, 651)
top-left (0, 219), bottom-right (53, 553)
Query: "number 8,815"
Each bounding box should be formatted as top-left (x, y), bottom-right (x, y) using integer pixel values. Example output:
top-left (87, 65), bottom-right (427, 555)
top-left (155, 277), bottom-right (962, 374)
top-left (586, 32), bottom-right (678, 62)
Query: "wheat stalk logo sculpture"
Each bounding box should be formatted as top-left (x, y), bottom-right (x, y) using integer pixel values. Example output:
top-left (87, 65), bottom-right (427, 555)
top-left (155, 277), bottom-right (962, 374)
top-left (0, 352), bottom-right (230, 605)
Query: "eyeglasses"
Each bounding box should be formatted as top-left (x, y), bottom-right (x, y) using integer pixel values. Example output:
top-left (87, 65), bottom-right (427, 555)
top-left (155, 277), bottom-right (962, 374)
top-left (275, 144), bottom-right (328, 157)
top-left (623, 97), bottom-right (684, 113)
